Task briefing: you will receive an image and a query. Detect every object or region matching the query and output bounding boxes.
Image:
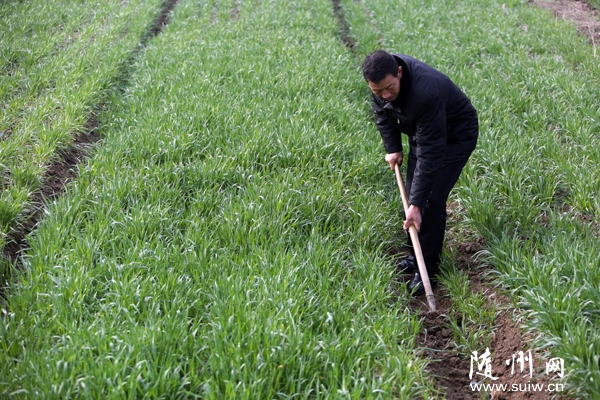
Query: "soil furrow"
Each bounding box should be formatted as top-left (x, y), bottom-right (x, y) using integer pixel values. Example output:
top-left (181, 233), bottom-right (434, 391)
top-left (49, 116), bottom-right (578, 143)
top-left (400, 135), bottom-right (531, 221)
top-left (332, 0), bottom-right (357, 53)
top-left (1, 0), bottom-right (181, 295)
top-left (409, 206), bottom-right (568, 399)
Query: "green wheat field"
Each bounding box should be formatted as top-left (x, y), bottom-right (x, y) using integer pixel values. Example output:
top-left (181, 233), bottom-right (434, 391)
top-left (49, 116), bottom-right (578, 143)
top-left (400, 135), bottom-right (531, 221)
top-left (1, 0), bottom-right (599, 398)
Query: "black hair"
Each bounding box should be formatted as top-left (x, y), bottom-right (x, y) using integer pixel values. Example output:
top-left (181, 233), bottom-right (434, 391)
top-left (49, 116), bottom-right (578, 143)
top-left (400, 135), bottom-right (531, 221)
top-left (361, 50), bottom-right (398, 83)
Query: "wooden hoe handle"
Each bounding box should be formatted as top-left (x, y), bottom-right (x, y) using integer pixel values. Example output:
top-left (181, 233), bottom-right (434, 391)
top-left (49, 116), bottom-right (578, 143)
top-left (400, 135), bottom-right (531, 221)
top-left (394, 163), bottom-right (437, 312)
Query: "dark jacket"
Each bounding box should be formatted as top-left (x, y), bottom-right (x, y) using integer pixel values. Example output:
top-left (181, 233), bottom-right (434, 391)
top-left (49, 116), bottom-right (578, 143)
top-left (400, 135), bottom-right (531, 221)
top-left (372, 54), bottom-right (478, 207)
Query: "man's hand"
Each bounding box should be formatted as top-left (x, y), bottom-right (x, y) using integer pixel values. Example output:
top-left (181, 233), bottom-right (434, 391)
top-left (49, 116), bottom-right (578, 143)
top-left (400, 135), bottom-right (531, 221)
top-left (385, 152), bottom-right (403, 170)
top-left (403, 205), bottom-right (422, 232)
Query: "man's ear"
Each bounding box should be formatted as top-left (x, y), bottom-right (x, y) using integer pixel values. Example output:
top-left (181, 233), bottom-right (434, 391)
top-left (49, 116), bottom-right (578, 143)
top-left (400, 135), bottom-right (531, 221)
top-left (398, 66), bottom-right (403, 78)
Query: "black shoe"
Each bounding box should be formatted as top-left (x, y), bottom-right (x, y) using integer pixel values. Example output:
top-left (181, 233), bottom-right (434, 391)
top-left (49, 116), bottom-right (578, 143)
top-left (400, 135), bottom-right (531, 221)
top-left (408, 272), bottom-right (438, 296)
top-left (408, 272), bottom-right (426, 296)
top-left (397, 256), bottom-right (416, 274)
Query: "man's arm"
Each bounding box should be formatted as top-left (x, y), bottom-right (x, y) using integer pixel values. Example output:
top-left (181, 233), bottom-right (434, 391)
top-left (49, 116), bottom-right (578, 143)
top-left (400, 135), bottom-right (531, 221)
top-left (372, 95), bottom-right (402, 154)
top-left (372, 95), bottom-right (404, 169)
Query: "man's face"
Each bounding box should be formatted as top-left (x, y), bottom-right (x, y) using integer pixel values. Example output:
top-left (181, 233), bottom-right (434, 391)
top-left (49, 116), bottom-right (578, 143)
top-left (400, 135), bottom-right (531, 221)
top-left (367, 66), bottom-right (402, 102)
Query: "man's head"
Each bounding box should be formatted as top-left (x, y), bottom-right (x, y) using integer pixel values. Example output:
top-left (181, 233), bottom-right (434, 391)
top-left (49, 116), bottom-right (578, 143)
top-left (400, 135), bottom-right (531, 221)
top-left (362, 50), bottom-right (402, 102)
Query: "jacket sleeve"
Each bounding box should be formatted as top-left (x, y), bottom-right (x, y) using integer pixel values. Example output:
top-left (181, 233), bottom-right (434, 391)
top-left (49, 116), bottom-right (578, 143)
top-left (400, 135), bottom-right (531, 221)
top-left (372, 95), bottom-right (403, 154)
top-left (409, 95), bottom-right (447, 208)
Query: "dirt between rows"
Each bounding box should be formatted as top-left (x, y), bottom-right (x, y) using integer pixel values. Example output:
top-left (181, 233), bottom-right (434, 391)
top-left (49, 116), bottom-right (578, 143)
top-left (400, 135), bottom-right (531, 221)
top-left (391, 182), bottom-right (579, 399)
top-left (403, 1), bottom-right (598, 397)
top-left (1, 0), bottom-right (181, 274)
top-left (402, 231), bottom-right (565, 400)
top-left (1, 129), bottom-right (100, 279)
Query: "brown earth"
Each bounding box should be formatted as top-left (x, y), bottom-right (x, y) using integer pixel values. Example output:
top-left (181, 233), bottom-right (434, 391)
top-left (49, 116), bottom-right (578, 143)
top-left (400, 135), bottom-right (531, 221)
top-left (1, 127), bottom-right (100, 277)
top-left (332, 0), bottom-right (357, 53)
top-left (403, 224), bottom-right (565, 399)
top-left (532, 0), bottom-right (600, 54)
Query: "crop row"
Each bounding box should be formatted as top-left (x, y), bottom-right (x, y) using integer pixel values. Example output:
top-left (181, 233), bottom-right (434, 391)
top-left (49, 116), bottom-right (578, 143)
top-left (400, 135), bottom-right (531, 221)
top-left (0, 0), bottom-right (166, 268)
top-left (1, 0), bottom-right (435, 397)
top-left (342, 0), bottom-right (600, 397)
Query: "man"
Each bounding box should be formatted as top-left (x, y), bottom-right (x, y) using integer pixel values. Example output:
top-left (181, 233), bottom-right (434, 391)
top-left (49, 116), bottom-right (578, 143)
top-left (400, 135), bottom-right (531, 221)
top-left (362, 50), bottom-right (478, 295)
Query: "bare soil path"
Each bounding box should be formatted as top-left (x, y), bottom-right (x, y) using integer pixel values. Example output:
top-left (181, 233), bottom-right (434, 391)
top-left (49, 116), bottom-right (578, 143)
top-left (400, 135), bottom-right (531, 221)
top-left (408, 235), bottom-right (560, 399)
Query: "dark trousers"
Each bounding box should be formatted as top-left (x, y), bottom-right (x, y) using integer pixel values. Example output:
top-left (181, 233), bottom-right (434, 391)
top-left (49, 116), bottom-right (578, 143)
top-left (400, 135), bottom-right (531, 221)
top-left (405, 135), bottom-right (478, 278)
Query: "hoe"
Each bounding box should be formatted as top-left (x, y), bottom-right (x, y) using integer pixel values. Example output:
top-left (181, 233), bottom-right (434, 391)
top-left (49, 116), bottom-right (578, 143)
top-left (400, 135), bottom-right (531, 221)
top-left (394, 164), bottom-right (437, 312)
